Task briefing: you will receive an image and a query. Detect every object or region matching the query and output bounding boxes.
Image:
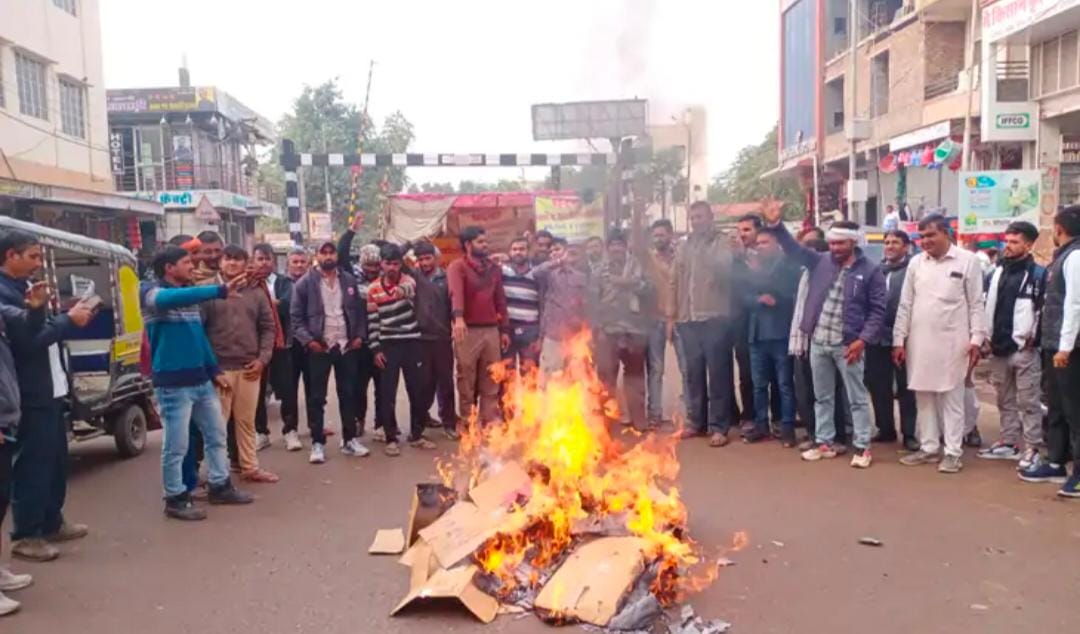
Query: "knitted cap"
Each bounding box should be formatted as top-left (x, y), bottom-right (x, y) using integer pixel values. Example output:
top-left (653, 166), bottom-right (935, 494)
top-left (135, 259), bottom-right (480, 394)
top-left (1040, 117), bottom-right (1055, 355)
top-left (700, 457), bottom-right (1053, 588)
top-left (359, 244), bottom-right (381, 264)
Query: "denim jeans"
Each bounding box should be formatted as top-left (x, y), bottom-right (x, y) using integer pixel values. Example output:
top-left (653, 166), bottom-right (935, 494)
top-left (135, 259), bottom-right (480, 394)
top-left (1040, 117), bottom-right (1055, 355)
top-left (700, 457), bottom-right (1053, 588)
top-left (749, 339), bottom-right (796, 431)
top-left (156, 381), bottom-right (230, 498)
top-left (676, 318), bottom-right (734, 434)
top-left (646, 320), bottom-right (687, 421)
top-left (809, 342), bottom-right (873, 449)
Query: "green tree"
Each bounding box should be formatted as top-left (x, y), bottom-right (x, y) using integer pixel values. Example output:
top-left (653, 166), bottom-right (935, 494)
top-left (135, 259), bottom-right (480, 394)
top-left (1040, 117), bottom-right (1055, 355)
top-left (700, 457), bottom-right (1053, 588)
top-left (266, 79), bottom-right (415, 239)
top-left (709, 125), bottom-right (804, 219)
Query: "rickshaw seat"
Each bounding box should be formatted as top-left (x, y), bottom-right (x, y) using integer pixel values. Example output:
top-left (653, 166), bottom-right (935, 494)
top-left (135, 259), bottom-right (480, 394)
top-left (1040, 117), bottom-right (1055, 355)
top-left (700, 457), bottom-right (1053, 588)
top-left (66, 309), bottom-right (114, 373)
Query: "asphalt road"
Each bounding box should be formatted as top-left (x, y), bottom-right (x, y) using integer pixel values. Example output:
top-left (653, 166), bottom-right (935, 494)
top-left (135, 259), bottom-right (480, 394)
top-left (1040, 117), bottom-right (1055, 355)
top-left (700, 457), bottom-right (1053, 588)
top-left (6, 362), bottom-right (1080, 634)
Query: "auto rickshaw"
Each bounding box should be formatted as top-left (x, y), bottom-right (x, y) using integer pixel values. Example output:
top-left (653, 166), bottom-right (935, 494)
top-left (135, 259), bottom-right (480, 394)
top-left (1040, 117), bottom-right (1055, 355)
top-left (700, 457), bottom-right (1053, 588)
top-left (0, 216), bottom-right (158, 457)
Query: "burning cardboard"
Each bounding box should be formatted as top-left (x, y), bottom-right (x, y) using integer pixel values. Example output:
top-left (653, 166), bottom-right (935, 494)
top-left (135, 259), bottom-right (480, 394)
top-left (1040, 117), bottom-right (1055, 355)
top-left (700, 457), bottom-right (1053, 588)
top-left (405, 483), bottom-right (457, 547)
top-left (534, 537), bottom-right (647, 626)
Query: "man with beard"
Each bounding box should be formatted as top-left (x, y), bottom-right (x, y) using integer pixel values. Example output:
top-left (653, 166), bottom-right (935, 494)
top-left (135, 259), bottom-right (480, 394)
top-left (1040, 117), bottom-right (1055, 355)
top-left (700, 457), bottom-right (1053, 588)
top-left (193, 231), bottom-right (224, 285)
top-left (865, 230), bottom-right (919, 451)
top-left (412, 241), bottom-right (457, 431)
top-left (447, 227), bottom-right (510, 428)
top-left (646, 220), bottom-right (684, 429)
top-left (670, 202), bottom-right (737, 448)
top-left (0, 233), bottom-right (94, 559)
top-left (894, 215), bottom-right (987, 474)
top-left (291, 242), bottom-right (367, 465)
top-left (502, 236), bottom-right (542, 373)
top-left (338, 219), bottom-right (384, 441)
top-left (978, 221), bottom-right (1046, 469)
top-left (732, 214), bottom-right (763, 429)
top-left (592, 230), bottom-right (651, 430)
top-left (763, 206), bottom-right (885, 468)
top-left (532, 230), bottom-right (554, 266)
top-left (533, 238), bottom-right (590, 374)
top-left (203, 245), bottom-right (278, 483)
top-left (368, 244), bottom-right (432, 455)
top-left (740, 230), bottom-right (801, 445)
top-left (252, 245), bottom-right (306, 452)
top-left (1019, 206), bottom-right (1080, 496)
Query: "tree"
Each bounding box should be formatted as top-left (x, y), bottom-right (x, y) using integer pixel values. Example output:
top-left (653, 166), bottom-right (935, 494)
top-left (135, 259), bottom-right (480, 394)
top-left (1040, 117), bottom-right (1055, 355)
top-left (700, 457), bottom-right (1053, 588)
top-left (266, 79), bottom-right (416, 239)
top-left (708, 125), bottom-right (804, 218)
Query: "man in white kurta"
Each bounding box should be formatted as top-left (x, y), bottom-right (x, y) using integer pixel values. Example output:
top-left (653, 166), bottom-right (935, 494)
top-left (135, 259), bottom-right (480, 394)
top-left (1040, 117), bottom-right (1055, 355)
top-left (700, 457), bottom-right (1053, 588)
top-left (893, 216), bottom-right (988, 473)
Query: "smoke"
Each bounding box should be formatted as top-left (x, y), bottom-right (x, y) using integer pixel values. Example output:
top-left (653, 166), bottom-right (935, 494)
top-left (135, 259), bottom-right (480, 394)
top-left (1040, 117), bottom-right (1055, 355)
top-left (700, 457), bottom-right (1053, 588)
top-left (614, 0), bottom-right (657, 88)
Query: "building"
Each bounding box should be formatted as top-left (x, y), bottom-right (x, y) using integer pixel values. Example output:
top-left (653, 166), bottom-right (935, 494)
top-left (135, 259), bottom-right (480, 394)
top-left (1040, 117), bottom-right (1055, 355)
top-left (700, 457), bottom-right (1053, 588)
top-left (106, 69), bottom-right (280, 247)
top-left (775, 0), bottom-right (1028, 226)
top-left (0, 0), bottom-right (162, 250)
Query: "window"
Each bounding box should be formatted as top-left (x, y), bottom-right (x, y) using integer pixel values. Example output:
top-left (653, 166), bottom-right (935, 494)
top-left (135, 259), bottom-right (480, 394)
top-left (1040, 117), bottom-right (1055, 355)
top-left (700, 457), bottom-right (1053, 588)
top-left (871, 52), bottom-right (890, 117)
top-left (52, 0), bottom-right (77, 16)
top-left (59, 79), bottom-right (86, 138)
top-left (15, 52), bottom-right (48, 120)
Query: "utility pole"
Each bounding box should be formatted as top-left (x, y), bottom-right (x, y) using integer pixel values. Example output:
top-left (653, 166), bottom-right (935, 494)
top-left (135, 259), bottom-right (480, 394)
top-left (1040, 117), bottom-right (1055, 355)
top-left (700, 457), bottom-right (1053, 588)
top-left (960, 0), bottom-right (979, 171)
top-left (847, 0), bottom-right (859, 222)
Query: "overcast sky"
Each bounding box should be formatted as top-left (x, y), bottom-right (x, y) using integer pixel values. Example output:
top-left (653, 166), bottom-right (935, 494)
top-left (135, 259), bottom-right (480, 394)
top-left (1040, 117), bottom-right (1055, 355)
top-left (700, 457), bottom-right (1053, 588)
top-left (99, 0), bottom-right (778, 185)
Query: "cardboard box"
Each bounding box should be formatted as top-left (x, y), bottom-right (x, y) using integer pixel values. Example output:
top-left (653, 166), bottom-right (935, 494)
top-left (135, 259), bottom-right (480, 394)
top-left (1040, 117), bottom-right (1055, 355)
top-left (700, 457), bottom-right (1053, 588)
top-left (534, 537), bottom-right (647, 627)
top-left (368, 528), bottom-right (406, 555)
top-left (405, 483), bottom-right (458, 547)
top-left (468, 461), bottom-right (532, 511)
top-left (417, 501), bottom-right (527, 569)
top-left (391, 564), bottom-right (500, 624)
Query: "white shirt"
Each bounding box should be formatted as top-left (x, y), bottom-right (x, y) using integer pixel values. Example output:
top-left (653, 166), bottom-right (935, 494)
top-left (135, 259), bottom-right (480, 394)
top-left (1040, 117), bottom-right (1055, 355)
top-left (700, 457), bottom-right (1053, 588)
top-left (267, 272), bottom-right (279, 302)
top-left (49, 344), bottom-right (68, 398)
top-left (1060, 250), bottom-right (1080, 353)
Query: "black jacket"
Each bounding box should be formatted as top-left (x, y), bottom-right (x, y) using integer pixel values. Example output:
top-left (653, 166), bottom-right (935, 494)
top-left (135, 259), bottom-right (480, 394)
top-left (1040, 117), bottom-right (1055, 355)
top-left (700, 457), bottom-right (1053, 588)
top-left (271, 273), bottom-right (296, 345)
top-left (0, 272), bottom-right (74, 406)
top-left (874, 256), bottom-right (910, 346)
top-left (289, 269), bottom-right (367, 347)
top-left (741, 256), bottom-right (802, 343)
top-left (1, 302), bottom-right (45, 434)
top-left (413, 267), bottom-right (451, 341)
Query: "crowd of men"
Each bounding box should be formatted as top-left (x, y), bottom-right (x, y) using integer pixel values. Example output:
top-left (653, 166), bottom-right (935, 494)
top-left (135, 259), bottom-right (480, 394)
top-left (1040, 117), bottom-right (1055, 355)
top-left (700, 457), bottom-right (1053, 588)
top-left (0, 200), bottom-right (1078, 616)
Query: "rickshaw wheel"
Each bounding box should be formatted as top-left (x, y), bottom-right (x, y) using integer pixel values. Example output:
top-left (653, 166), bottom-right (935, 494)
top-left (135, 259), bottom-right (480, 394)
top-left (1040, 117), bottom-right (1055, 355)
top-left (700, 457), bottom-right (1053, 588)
top-left (112, 404), bottom-right (148, 458)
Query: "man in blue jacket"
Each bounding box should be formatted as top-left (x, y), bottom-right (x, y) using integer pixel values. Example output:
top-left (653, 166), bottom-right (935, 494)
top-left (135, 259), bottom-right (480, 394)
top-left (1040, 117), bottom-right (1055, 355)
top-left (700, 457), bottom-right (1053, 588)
top-left (763, 208), bottom-right (886, 468)
top-left (0, 232), bottom-right (94, 562)
top-left (141, 246), bottom-right (253, 520)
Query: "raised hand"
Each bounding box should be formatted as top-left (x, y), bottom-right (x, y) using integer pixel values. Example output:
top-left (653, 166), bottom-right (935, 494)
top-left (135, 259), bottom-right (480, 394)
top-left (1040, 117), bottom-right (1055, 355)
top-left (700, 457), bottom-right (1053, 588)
top-left (24, 281), bottom-right (51, 309)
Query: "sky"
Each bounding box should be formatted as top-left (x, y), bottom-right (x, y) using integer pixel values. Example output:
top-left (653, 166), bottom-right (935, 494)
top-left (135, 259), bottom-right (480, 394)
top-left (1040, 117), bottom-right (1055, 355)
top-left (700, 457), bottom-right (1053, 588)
top-left (98, 0), bottom-right (778, 185)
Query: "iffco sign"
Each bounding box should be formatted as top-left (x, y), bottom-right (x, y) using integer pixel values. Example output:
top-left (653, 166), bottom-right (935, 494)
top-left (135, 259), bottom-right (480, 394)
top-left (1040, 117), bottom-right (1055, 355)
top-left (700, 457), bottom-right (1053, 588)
top-left (996, 113), bottom-right (1031, 129)
top-left (983, 101), bottom-right (1039, 142)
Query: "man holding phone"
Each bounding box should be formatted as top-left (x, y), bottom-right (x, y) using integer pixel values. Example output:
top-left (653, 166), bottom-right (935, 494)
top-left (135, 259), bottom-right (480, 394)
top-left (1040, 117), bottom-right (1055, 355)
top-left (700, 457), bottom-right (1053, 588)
top-left (0, 232), bottom-right (94, 560)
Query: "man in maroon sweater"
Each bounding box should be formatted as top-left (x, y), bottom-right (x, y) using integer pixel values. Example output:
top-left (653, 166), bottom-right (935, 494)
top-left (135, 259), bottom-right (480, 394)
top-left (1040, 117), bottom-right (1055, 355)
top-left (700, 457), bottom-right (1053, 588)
top-left (447, 226), bottom-right (510, 430)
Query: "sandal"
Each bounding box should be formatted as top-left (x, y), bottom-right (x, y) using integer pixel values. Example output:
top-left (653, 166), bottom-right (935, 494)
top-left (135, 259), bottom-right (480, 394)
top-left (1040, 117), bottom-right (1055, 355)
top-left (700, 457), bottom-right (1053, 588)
top-left (241, 469), bottom-right (280, 483)
top-left (384, 442), bottom-right (401, 457)
top-left (709, 432), bottom-right (729, 448)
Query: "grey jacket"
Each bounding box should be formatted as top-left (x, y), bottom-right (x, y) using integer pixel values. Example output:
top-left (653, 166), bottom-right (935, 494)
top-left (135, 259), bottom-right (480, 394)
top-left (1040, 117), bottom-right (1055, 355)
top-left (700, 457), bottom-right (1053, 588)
top-left (1, 303), bottom-right (45, 435)
top-left (669, 231), bottom-right (735, 322)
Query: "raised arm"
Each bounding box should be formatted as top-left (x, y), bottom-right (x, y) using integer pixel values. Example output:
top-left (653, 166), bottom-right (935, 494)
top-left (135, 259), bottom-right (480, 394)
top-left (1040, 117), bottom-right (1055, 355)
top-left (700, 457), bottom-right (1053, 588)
top-left (143, 284), bottom-right (226, 312)
top-left (766, 221), bottom-right (822, 271)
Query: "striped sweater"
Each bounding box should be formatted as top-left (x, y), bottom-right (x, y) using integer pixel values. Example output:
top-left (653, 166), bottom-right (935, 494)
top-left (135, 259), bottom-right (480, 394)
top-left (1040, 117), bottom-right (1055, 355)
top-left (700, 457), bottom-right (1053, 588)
top-left (366, 273), bottom-right (421, 350)
top-left (501, 264), bottom-right (540, 326)
top-left (140, 282), bottom-right (227, 387)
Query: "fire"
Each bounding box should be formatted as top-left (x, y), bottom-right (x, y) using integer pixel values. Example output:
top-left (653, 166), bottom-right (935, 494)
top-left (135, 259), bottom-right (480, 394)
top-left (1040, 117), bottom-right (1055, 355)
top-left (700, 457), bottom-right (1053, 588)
top-left (436, 330), bottom-right (742, 607)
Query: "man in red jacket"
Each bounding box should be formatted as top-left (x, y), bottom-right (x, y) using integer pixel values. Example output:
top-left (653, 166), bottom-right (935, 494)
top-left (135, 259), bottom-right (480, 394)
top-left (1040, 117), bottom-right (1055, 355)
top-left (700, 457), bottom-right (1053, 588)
top-left (446, 227), bottom-right (510, 432)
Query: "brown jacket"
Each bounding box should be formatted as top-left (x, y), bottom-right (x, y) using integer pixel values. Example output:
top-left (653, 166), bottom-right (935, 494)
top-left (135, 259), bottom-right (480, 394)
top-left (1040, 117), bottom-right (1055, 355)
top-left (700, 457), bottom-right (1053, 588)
top-left (201, 284), bottom-right (276, 371)
top-left (669, 231), bottom-right (734, 322)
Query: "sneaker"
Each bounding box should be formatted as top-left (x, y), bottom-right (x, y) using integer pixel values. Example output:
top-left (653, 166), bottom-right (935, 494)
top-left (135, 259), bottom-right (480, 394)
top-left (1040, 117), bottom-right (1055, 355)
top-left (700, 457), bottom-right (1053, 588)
top-left (1057, 474), bottom-right (1080, 498)
top-left (0, 592), bottom-right (19, 617)
top-left (900, 450), bottom-right (941, 466)
top-left (342, 438), bottom-right (371, 457)
top-left (444, 426), bottom-right (461, 441)
top-left (832, 443), bottom-right (849, 456)
top-left (409, 437), bottom-right (437, 450)
top-left (780, 428), bottom-right (797, 448)
top-left (372, 428), bottom-right (387, 443)
top-left (284, 431), bottom-right (303, 452)
top-left (1018, 448), bottom-right (1041, 471)
top-left (208, 480), bottom-right (254, 505)
top-left (963, 427), bottom-right (983, 448)
top-left (797, 439), bottom-right (816, 452)
top-left (1018, 462), bottom-right (1068, 484)
top-left (871, 431), bottom-right (897, 444)
top-left (385, 441), bottom-right (402, 457)
top-left (901, 436), bottom-right (921, 453)
top-left (977, 441), bottom-right (1020, 461)
top-left (801, 444), bottom-right (838, 461)
top-left (255, 433), bottom-right (271, 451)
top-left (45, 521), bottom-right (88, 543)
top-left (426, 417), bottom-right (444, 429)
top-left (938, 455), bottom-right (963, 473)
top-left (0, 569), bottom-right (32, 592)
top-left (164, 492), bottom-right (207, 521)
top-left (190, 484), bottom-right (208, 501)
top-left (309, 442), bottom-right (326, 464)
top-left (11, 538), bottom-right (59, 563)
top-left (850, 448), bottom-right (873, 469)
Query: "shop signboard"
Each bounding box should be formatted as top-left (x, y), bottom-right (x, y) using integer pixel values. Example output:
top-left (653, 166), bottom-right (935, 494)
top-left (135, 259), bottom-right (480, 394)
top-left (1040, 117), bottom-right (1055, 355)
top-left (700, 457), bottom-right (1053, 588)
top-left (173, 134), bottom-right (194, 190)
top-left (126, 189), bottom-right (254, 211)
top-left (982, 0), bottom-right (1080, 43)
top-left (535, 196), bottom-right (604, 243)
top-left (109, 130), bottom-right (126, 175)
top-left (106, 87), bottom-right (218, 114)
top-left (958, 170), bottom-right (1041, 234)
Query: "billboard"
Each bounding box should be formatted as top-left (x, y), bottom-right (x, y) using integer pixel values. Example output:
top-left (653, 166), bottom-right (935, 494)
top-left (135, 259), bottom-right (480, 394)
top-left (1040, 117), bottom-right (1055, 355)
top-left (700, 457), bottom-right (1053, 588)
top-left (958, 170), bottom-right (1041, 234)
top-left (532, 100), bottom-right (647, 141)
top-left (106, 87), bottom-right (218, 114)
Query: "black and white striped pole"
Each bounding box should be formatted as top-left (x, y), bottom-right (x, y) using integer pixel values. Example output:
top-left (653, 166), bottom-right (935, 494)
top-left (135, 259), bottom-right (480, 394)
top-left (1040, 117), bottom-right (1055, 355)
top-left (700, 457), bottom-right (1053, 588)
top-left (281, 139), bottom-right (302, 245)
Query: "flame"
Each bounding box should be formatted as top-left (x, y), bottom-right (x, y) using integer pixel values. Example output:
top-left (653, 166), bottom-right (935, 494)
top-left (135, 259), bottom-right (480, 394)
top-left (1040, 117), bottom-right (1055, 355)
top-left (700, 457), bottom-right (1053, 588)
top-left (435, 329), bottom-right (744, 605)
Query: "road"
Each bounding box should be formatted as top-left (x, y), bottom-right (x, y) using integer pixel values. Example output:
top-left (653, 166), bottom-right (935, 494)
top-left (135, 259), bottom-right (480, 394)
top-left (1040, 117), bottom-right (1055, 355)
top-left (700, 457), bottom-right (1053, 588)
top-left (6, 365), bottom-right (1080, 634)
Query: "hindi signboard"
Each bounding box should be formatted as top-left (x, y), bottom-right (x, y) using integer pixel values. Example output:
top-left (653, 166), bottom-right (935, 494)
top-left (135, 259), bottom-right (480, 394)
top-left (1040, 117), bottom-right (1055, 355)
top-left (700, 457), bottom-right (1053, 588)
top-left (534, 196), bottom-right (604, 243)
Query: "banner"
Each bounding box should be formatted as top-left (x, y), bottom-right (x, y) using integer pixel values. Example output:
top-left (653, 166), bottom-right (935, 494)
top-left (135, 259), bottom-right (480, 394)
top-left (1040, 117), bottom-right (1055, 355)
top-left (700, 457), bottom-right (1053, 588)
top-left (308, 213), bottom-right (332, 241)
top-left (535, 196), bottom-right (604, 243)
top-left (958, 170), bottom-right (1041, 234)
top-left (450, 206), bottom-right (529, 252)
